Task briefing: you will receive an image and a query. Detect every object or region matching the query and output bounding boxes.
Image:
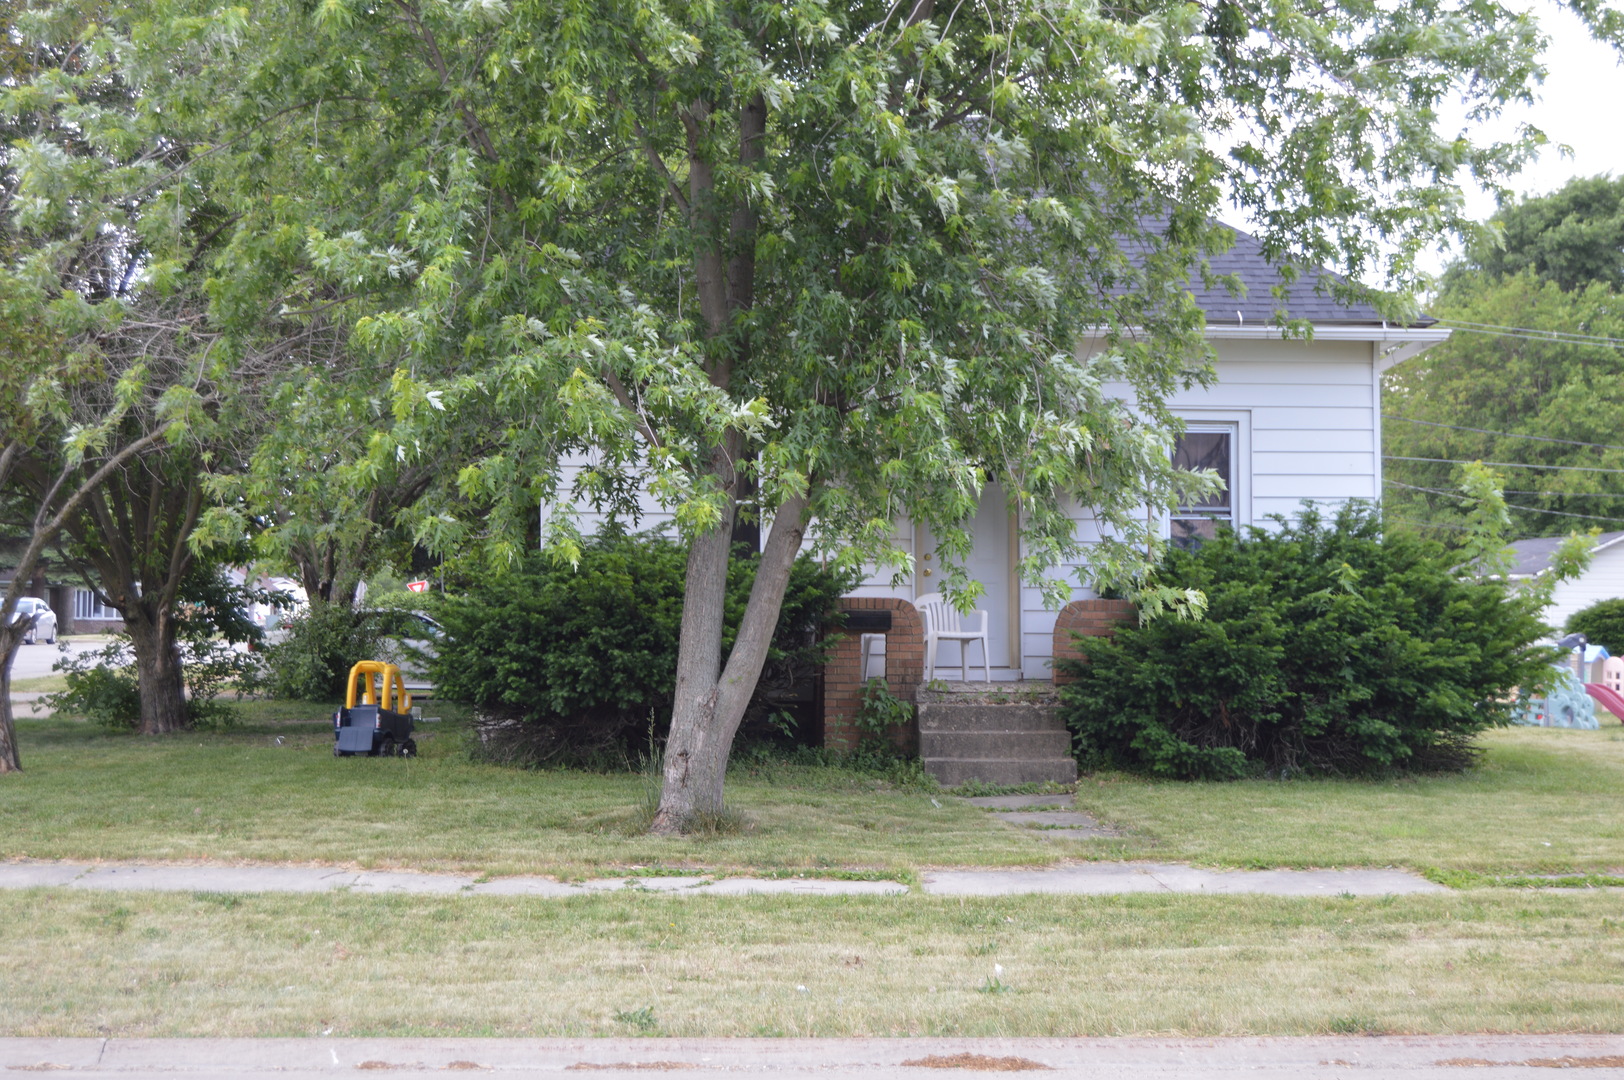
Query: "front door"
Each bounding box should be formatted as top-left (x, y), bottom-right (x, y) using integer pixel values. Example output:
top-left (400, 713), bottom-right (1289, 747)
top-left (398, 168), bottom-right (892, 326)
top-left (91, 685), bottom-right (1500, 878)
top-left (914, 485), bottom-right (1016, 673)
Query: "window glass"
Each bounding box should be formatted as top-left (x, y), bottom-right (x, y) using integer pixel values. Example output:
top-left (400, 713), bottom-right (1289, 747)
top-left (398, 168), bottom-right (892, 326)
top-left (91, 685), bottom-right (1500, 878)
top-left (1172, 428), bottom-right (1233, 550)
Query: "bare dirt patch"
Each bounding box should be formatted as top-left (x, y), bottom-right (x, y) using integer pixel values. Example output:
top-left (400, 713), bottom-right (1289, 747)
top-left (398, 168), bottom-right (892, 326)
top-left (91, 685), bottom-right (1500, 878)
top-left (901, 1053), bottom-right (1051, 1071)
top-left (566, 1063), bottom-right (698, 1071)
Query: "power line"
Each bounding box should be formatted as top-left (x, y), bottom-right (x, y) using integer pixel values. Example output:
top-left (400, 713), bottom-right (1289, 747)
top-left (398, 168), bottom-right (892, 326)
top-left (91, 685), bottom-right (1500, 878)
top-left (1383, 415), bottom-right (1624, 454)
top-left (1438, 319), bottom-right (1624, 348)
top-left (1384, 455), bottom-right (1624, 476)
top-left (1385, 517), bottom-right (1472, 532)
top-left (1502, 490), bottom-right (1624, 498)
top-left (1384, 480), bottom-right (1624, 526)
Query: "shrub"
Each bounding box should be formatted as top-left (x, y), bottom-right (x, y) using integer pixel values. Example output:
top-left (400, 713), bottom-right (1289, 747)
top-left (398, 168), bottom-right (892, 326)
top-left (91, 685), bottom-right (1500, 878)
top-left (434, 534), bottom-right (855, 768)
top-left (256, 604), bottom-right (385, 702)
top-left (1058, 505), bottom-right (1555, 780)
top-left (1565, 598), bottom-right (1624, 655)
top-left (47, 638), bottom-right (141, 731)
top-left (48, 634), bottom-right (257, 731)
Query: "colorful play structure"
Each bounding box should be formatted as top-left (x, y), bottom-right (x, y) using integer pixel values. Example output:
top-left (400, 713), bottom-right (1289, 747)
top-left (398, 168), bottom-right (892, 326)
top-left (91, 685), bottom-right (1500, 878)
top-left (1513, 640), bottom-right (1624, 729)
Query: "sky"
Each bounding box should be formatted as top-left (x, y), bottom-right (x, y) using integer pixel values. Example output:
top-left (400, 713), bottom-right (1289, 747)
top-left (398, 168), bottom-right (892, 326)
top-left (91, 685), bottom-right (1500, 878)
top-left (1421, 0), bottom-right (1624, 275)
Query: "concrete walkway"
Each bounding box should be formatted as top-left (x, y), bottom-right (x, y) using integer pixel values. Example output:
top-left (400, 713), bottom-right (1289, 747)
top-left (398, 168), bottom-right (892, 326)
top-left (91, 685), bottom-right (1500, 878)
top-left (3, 1035), bottom-right (1622, 1078)
top-left (0, 858), bottom-right (1446, 897)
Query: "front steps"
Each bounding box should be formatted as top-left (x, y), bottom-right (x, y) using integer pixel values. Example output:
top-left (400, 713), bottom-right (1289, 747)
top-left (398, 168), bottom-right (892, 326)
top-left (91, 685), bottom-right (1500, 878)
top-left (916, 683), bottom-right (1078, 787)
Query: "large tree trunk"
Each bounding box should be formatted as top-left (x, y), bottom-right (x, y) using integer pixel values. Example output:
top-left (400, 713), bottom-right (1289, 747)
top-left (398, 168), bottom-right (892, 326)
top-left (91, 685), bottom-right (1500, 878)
top-left (0, 624), bottom-right (27, 773)
top-left (650, 490), bottom-right (810, 833)
top-left (126, 606), bottom-right (188, 735)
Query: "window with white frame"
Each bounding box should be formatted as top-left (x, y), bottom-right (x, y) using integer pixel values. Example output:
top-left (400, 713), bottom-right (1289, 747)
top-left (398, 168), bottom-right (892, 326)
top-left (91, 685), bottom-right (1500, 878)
top-left (74, 588), bottom-right (116, 621)
top-left (1171, 425), bottom-right (1236, 550)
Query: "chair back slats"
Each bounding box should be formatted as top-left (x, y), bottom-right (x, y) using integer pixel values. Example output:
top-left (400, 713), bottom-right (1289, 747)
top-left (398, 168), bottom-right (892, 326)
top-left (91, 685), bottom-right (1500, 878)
top-left (916, 593), bottom-right (957, 633)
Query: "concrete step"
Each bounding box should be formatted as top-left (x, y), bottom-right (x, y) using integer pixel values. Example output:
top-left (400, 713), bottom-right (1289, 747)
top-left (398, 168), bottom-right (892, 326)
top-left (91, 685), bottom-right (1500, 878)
top-left (916, 703), bottom-right (1068, 734)
top-left (924, 757), bottom-right (1079, 787)
top-left (915, 683), bottom-right (1059, 706)
top-left (920, 729), bottom-right (1071, 760)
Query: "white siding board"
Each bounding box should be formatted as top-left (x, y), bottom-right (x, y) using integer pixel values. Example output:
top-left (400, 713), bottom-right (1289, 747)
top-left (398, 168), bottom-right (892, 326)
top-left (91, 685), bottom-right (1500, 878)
top-left (1252, 496), bottom-right (1354, 513)
top-left (1166, 383), bottom-right (1373, 410)
top-left (1253, 474), bottom-right (1376, 499)
top-left (1253, 429), bottom-right (1373, 453)
top-left (1202, 360), bottom-right (1373, 386)
top-left (1254, 451), bottom-right (1376, 477)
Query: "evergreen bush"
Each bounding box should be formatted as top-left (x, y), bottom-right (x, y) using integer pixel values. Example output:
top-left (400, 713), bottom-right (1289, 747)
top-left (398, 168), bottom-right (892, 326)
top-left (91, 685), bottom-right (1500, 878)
top-left (256, 603), bottom-right (386, 703)
top-left (1565, 598), bottom-right (1624, 655)
top-left (433, 535), bottom-right (855, 767)
top-left (1058, 505), bottom-right (1555, 779)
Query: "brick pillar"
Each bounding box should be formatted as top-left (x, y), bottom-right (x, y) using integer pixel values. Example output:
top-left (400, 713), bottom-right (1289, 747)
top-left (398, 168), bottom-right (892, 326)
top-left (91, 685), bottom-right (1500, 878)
top-left (1051, 599), bottom-right (1136, 685)
top-left (822, 598), bottom-right (926, 751)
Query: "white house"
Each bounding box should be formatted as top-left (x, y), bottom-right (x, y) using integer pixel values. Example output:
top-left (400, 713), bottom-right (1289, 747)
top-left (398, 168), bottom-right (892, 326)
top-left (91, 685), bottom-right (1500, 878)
top-left (845, 226), bottom-right (1451, 681)
top-left (554, 225), bottom-right (1452, 683)
top-left (1507, 530), bottom-right (1624, 633)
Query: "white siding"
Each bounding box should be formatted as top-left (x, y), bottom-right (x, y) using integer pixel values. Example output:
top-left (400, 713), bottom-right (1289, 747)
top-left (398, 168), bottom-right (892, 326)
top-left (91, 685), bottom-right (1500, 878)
top-left (1542, 543), bottom-right (1624, 631)
top-left (1016, 337), bottom-right (1381, 677)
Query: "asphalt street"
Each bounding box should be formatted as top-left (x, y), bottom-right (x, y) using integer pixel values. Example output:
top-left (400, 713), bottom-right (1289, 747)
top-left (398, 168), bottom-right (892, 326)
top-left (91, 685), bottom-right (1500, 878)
top-left (7, 634), bottom-right (110, 681)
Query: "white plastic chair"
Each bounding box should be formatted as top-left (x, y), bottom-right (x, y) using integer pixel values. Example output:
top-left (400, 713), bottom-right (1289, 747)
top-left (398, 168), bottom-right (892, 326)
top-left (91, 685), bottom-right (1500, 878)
top-left (914, 592), bottom-right (991, 683)
top-left (859, 633), bottom-right (886, 681)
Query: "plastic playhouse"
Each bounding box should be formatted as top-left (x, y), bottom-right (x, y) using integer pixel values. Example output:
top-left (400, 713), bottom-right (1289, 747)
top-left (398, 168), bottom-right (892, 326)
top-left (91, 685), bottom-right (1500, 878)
top-left (333, 661), bottom-right (418, 757)
top-left (1514, 635), bottom-right (1624, 729)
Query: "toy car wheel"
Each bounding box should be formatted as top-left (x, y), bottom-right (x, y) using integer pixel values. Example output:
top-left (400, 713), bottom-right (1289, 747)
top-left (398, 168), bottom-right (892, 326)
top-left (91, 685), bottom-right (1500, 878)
top-left (401, 738), bottom-right (417, 758)
top-left (378, 736), bottom-right (396, 758)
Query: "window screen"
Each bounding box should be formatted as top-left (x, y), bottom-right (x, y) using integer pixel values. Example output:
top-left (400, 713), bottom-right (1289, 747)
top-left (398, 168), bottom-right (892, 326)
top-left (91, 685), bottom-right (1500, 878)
top-left (1171, 429), bottom-right (1233, 550)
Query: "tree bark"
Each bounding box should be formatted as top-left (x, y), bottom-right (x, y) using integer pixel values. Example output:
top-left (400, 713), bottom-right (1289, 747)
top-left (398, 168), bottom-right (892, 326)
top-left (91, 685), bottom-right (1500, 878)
top-left (0, 624), bottom-right (28, 773)
top-left (125, 604), bottom-right (189, 735)
top-left (650, 489), bottom-right (810, 833)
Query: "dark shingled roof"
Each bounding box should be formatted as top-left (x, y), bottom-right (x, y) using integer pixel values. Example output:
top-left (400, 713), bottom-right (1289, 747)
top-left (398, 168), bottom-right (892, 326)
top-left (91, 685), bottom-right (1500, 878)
top-left (1189, 225), bottom-right (1436, 329)
top-left (1506, 530), bottom-right (1624, 577)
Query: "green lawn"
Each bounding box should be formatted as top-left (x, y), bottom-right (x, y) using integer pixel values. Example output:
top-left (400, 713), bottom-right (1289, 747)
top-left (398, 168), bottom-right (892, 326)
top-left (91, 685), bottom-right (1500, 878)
top-left (3, 888), bottom-right (1620, 1037)
top-left (1073, 726), bottom-right (1624, 878)
top-left (1, 712), bottom-right (1622, 879)
top-left (0, 711), bottom-right (1057, 877)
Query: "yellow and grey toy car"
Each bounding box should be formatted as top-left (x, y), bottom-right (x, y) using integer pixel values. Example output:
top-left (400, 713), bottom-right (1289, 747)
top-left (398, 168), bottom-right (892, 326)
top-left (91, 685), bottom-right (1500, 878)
top-left (332, 661), bottom-right (418, 757)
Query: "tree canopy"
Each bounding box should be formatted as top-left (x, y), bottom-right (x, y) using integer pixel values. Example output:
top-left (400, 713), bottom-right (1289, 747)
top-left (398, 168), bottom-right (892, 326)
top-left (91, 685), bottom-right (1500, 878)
top-left (1385, 174), bottom-right (1624, 539)
top-left (7, 0), bottom-right (1619, 811)
top-left (1458, 174), bottom-right (1624, 292)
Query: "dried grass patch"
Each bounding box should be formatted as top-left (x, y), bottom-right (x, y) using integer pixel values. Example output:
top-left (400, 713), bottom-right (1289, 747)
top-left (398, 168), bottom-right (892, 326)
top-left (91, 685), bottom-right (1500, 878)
top-left (901, 1053), bottom-right (1050, 1070)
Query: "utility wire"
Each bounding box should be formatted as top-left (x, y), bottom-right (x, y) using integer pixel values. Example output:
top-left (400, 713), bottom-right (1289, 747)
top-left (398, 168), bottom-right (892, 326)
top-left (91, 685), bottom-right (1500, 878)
top-left (1438, 319), bottom-right (1624, 348)
top-left (1385, 480), bottom-right (1624, 526)
top-left (1501, 490), bottom-right (1624, 498)
top-left (1384, 455), bottom-right (1624, 476)
top-left (1386, 517), bottom-right (1472, 532)
top-left (1383, 415), bottom-right (1624, 453)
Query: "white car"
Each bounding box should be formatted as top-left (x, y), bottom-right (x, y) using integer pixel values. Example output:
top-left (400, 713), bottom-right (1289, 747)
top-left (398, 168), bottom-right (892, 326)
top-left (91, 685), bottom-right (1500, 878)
top-left (369, 610), bottom-right (441, 695)
top-left (8, 597), bottom-right (58, 645)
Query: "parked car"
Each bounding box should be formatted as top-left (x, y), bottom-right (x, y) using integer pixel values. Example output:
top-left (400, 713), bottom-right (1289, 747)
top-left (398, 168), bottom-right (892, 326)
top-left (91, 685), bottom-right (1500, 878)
top-left (256, 606), bottom-right (442, 695)
top-left (368, 610), bottom-right (441, 696)
top-left (7, 597), bottom-right (58, 645)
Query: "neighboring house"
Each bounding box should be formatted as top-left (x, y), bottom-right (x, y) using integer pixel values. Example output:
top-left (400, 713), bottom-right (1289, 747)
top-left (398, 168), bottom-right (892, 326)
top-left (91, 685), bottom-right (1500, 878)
top-left (554, 224), bottom-right (1452, 685)
top-left (1506, 530), bottom-right (1624, 633)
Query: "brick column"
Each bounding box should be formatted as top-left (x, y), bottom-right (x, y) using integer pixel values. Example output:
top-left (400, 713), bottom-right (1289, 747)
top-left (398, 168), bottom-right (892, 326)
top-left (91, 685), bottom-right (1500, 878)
top-left (1051, 599), bottom-right (1136, 684)
top-left (822, 598), bottom-right (926, 751)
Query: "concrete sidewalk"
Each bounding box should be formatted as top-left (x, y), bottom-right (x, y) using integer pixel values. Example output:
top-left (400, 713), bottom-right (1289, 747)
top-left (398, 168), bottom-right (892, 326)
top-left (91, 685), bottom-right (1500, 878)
top-left (3, 1035), bottom-right (1622, 1077)
top-left (0, 858), bottom-right (1446, 897)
